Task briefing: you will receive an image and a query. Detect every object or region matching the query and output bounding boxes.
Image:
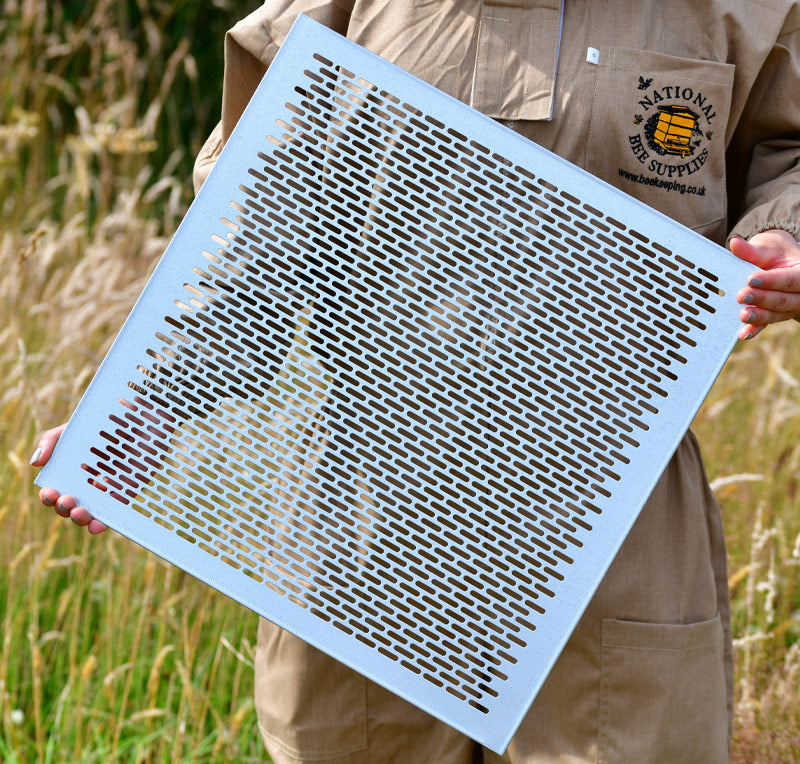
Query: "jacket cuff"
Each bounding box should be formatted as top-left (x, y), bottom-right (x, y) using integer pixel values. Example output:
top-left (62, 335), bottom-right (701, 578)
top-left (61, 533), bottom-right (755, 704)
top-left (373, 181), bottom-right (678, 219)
top-left (727, 219), bottom-right (800, 246)
top-left (192, 122), bottom-right (224, 195)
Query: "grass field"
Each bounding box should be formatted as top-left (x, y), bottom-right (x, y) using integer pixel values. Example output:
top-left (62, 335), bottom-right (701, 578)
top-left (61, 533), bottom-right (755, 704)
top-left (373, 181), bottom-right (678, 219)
top-left (2, 2), bottom-right (800, 762)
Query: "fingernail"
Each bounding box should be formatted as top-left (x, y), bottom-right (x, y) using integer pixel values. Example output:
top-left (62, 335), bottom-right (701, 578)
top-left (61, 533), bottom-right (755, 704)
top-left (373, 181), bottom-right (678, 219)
top-left (745, 310), bottom-right (756, 323)
top-left (743, 330), bottom-right (755, 340)
top-left (743, 294), bottom-right (754, 304)
top-left (29, 448), bottom-right (42, 466)
top-left (749, 277), bottom-right (764, 287)
top-left (42, 496), bottom-right (55, 506)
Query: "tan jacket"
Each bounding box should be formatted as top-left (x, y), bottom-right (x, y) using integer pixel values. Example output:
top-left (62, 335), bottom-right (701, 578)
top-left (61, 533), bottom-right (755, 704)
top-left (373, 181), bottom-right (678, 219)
top-left (195, 0), bottom-right (800, 249)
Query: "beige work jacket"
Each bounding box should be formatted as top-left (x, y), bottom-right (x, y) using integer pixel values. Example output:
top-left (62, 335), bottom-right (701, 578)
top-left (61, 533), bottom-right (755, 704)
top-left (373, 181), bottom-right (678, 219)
top-left (196, 0), bottom-right (800, 250)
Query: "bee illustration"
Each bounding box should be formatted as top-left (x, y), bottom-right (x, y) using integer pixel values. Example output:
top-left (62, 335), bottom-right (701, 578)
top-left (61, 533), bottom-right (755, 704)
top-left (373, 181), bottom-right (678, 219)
top-left (637, 76), bottom-right (653, 90)
top-left (633, 114), bottom-right (643, 125)
top-left (706, 131), bottom-right (713, 140)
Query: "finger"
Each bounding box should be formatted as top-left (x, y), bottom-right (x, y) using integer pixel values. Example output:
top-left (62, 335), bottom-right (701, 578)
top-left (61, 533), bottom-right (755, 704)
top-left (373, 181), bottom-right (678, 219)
top-left (88, 518), bottom-right (108, 534)
top-left (729, 236), bottom-right (774, 269)
top-left (56, 495), bottom-right (77, 518)
top-left (39, 488), bottom-right (61, 509)
top-left (738, 323), bottom-right (766, 341)
top-left (740, 306), bottom-right (797, 327)
top-left (745, 267), bottom-right (800, 293)
top-left (30, 423), bottom-right (67, 466)
top-left (737, 286), bottom-right (800, 314)
top-left (730, 231), bottom-right (800, 270)
top-left (69, 506), bottom-right (93, 527)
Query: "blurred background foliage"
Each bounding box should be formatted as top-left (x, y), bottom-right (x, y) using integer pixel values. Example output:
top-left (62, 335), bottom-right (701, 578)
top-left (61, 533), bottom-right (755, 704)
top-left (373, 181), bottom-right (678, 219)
top-left (2, 1), bottom-right (269, 761)
top-left (1, 0), bottom-right (259, 230)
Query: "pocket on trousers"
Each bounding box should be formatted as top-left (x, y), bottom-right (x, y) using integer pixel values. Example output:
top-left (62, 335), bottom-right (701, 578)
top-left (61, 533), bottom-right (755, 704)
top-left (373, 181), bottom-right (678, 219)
top-left (597, 613), bottom-right (728, 764)
top-left (254, 619), bottom-right (368, 760)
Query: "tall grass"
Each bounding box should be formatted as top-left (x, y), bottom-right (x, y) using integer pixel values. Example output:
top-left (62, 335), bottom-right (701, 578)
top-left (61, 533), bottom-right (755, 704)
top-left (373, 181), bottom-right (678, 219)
top-left (2, 1), bottom-right (799, 761)
top-left (693, 331), bottom-right (800, 762)
top-left (1, 1), bottom-right (265, 761)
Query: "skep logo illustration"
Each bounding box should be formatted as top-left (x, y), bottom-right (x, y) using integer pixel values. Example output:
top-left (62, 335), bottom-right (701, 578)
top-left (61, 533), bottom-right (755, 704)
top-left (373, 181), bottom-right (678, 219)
top-left (644, 105), bottom-right (701, 158)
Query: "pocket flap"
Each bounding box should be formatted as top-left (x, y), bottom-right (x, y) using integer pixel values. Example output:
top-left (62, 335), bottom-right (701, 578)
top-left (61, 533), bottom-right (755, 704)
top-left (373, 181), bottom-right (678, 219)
top-left (602, 612), bottom-right (724, 651)
top-left (472, 0), bottom-right (564, 121)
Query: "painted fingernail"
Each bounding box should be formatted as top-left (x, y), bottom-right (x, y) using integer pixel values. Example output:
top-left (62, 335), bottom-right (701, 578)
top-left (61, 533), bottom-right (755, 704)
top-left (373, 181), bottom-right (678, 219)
top-left (42, 496), bottom-right (55, 507)
top-left (743, 330), bottom-right (755, 340)
top-left (749, 277), bottom-right (764, 287)
top-left (745, 310), bottom-right (756, 323)
top-left (742, 294), bottom-right (754, 304)
top-left (29, 448), bottom-right (42, 466)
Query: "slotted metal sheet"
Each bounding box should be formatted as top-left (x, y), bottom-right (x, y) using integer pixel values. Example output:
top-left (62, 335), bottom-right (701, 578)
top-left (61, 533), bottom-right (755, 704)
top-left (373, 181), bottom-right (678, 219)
top-left (37, 15), bottom-right (753, 752)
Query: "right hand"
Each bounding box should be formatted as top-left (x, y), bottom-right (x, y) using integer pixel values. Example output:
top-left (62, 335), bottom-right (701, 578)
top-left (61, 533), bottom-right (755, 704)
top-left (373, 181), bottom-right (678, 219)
top-left (31, 424), bottom-right (108, 534)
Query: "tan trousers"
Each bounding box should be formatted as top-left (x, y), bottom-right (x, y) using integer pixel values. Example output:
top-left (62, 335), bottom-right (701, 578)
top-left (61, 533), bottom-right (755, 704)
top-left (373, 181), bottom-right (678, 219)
top-left (253, 431), bottom-right (732, 764)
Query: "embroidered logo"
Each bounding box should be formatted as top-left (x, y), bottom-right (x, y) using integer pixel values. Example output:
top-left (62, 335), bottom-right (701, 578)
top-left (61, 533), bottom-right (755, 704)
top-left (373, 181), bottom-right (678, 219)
top-left (621, 75), bottom-right (714, 196)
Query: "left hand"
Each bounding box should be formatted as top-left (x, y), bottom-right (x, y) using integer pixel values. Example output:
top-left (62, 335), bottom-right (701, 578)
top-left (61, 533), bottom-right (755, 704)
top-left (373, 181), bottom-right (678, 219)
top-left (730, 228), bottom-right (800, 340)
top-left (31, 424), bottom-right (108, 534)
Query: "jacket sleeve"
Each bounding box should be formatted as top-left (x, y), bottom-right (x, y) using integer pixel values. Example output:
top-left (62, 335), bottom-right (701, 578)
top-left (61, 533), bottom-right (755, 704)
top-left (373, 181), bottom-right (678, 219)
top-left (728, 12), bottom-right (800, 242)
top-left (193, 0), bottom-right (354, 193)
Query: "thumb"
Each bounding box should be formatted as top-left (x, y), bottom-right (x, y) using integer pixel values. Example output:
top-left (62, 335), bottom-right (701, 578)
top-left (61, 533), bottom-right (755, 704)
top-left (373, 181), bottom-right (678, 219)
top-left (729, 236), bottom-right (770, 269)
top-left (30, 424), bottom-right (67, 466)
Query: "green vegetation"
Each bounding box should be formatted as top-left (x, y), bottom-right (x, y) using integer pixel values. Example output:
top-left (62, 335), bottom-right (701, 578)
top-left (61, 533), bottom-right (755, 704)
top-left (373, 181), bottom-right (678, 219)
top-left (694, 337), bottom-right (800, 763)
top-left (1, 1), bottom-right (798, 761)
top-left (2, 2), bottom-right (265, 761)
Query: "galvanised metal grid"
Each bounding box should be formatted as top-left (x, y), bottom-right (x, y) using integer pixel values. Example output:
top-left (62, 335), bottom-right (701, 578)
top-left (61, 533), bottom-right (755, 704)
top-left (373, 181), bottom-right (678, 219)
top-left (38, 15), bottom-right (753, 752)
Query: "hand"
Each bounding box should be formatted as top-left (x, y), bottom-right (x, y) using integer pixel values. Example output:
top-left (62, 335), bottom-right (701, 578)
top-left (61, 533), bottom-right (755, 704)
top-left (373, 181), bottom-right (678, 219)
top-left (730, 228), bottom-right (800, 340)
top-left (30, 424), bottom-right (108, 534)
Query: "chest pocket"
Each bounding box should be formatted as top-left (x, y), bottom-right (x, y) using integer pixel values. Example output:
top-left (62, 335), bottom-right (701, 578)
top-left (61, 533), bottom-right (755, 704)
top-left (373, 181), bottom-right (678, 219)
top-left (472, 0), bottom-right (564, 121)
top-left (586, 46), bottom-right (735, 240)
